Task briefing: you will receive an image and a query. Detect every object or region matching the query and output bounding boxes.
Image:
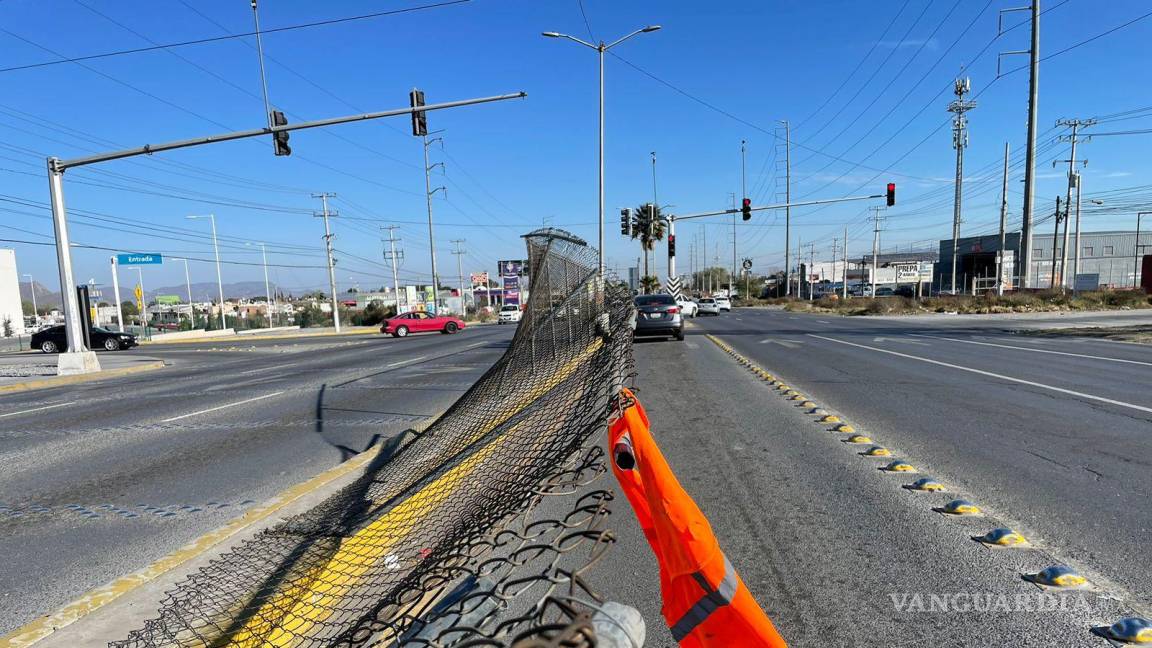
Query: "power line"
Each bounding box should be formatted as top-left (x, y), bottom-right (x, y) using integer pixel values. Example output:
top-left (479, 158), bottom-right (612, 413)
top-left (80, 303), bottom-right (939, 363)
top-left (0, 1), bottom-right (472, 74)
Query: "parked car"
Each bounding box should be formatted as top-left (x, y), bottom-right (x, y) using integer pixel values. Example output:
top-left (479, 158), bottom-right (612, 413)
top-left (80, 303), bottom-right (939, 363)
top-left (381, 312), bottom-right (466, 338)
top-left (715, 296), bottom-right (732, 312)
top-left (874, 287), bottom-right (896, 297)
top-left (697, 297), bottom-right (721, 316)
top-left (677, 298), bottom-right (699, 318)
top-left (32, 325), bottom-right (137, 353)
top-left (498, 304), bottom-right (522, 324)
top-left (633, 294), bottom-right (684, 341)
top-left (893, 285), bottom-right (916, 298)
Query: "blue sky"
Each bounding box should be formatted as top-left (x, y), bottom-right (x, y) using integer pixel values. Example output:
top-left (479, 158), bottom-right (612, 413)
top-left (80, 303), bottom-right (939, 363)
top-left (1, 0), bottom-right (1150, 296)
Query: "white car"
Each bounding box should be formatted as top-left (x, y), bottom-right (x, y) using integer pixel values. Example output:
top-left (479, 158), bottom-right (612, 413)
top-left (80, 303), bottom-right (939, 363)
top-left (697, 298), bottom-right (721, 316)
top-left (715, 296), bottom-right (732, 312)
top-left (498, 304), bottom-right (522, 324)
top-left (677, 298), bottom-right (699, 318)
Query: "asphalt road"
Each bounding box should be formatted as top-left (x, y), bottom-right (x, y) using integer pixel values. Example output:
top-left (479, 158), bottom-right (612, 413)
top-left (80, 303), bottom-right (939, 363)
top-left (591, 312), bottom-right (1152, 646)
top-left (0, 324), bottom-right (514, 635)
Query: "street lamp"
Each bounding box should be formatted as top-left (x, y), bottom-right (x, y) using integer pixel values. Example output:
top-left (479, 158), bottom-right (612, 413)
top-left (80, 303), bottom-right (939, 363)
top-left (22, 273), bottom-right (36, 326)
top-left (187, 214), bottom-right (226, 330)
top-left (542, 24), bottom-right (661, 277)
top-left (173, 258), bottom-right (195, 329)
top-left (246, 242), bottom-right (274, 328)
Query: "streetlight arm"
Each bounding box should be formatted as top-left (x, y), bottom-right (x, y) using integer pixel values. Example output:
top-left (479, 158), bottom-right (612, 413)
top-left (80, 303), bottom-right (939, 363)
top-left (546, 32), bottom-right (597, 49)
top-left (605, 27), bottom-right (656, 50)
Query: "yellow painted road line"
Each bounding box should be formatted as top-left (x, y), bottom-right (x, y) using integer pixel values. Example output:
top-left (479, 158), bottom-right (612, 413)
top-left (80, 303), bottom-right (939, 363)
top-left (161, 391), bottom-right (286, 423)
top-left (809, 333), bottom-right (1152, 415)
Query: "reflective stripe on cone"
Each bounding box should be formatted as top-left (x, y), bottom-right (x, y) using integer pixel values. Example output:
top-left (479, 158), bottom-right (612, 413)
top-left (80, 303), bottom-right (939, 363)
top-left (609, 388), bottom-right (788, 648)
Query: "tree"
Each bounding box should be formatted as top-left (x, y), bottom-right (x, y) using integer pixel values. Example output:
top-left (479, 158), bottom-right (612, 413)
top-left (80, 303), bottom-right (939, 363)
top-left (690, 267), bottom-right (731, 294)
top-left (2, 317), bottom-right (12, 338)
top-left (630, 203), bottom-right (666, 292)
top-left (21, 300), bottom-right (34, 316)
top-left (121, 301), bottom-right (139, 317)
top-left (640, 275), bottom-right (661, 293)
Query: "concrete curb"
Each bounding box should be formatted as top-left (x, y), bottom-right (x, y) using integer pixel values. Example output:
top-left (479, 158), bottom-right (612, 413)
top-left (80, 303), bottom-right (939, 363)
top-left (0, 360), bottom-right (167, 395)
top-left (138, 327), bottom-right (380, 346)
top-left (1, 412), bottom-right (444, 648)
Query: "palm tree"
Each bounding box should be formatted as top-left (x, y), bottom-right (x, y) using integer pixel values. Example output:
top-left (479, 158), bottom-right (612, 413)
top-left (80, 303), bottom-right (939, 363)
top-left (640, 275), bottom-right (661, 293)
top-left (630, 203), bottom-right (666, 292)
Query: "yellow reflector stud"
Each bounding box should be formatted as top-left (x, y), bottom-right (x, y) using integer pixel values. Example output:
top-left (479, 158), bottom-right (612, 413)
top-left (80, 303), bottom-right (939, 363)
top-left (907, 477), bottom-right (944, 491)
top-left (819, 415), bottom-right (841, 423)
top-left (883, 460), bottom-right (916, 473)
top-left (1027, 565), bottom-right (1087, 588)
top-left (845, 434), bottom-right (872, 444)
top-left (1101, 618), bottom-right (1152, 644)
top-left (978, 528), bottom-right (1027, 546)
top-left (834, 424), bottom-right (856, 433)
top-left (864, 446), bottom-right (891, 456)
top-left (942, 499), bottom-right (982, 515)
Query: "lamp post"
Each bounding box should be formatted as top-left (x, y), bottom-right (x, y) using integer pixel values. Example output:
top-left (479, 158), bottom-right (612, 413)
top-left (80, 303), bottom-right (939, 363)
top-left (542, 25), bottom-right (661, 277)
top-left (187, 214), bottom-right (226, 330)
top-left (174, 258), bottom-right (195, 329)
top-left (246, 242), bottom-right (274, 328)
top-left (22, 273), bottom-right (36, 326)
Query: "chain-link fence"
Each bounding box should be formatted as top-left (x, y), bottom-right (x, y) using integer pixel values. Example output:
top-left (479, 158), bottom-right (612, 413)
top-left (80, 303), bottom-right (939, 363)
top-left (112, 228), bottom-right (636, 648)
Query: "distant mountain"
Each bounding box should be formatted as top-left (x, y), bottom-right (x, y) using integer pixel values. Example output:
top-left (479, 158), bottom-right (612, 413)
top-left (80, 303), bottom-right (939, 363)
top-left (18, 280), bottom-right (324, 308)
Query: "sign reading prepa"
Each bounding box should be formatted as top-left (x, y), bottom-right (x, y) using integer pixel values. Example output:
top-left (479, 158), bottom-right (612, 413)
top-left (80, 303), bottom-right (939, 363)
top-left (117, 253), bottom-right (163, 265)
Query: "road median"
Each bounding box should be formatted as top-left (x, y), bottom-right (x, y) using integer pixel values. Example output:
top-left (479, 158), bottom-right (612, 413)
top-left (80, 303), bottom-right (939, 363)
top-left (0, 359), bottom-right (167, 394)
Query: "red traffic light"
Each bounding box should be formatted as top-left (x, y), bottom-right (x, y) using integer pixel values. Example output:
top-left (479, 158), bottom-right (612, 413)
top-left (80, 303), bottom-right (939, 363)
top-left (741, 198), bottom-right (752, 221)
top-left (886, 183), bottom-right (896, 207)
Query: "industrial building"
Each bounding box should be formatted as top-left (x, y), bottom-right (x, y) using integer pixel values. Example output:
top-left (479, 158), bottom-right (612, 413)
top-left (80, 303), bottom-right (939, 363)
top-left (0, 249), bottom-right (26, 336)
top-left (937, 230), bottom-right (1148, 292)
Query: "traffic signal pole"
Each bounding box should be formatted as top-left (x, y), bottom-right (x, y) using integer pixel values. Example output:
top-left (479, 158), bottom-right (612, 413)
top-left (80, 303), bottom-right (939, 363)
top-left (44, 91), bottom-right (524, 374)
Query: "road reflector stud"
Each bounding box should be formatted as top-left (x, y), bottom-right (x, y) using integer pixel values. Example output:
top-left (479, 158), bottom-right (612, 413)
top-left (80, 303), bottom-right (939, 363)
top-left (863, 446), bottom-right (891, 456)
top-left (1092, 617), bottom-right (1152, 644)
top-left (883, 460), bottom-right (916, 473)
top-left (790, 394), bottom-right (807, 401)
top-left (1025, 565), bottom-right (1087, 589)
top-left (939, 499), bottom-right (982, 516)
top-left (845, 434), bottom-right (872, 444)
top-left (819, 415), bottom-right (841, 423)
top-left (810, 408), bottom-right (829, 416)
top-left (800, 401), bottom-right (817, 408)
top-left (834, 424), bottom-right (856, 433)
top-left (905, 477), bottom-right (944, 491)
top-left (776, 384), bottom-right (790, 391)
top-left (975, 528), bottom-right (1027, 547)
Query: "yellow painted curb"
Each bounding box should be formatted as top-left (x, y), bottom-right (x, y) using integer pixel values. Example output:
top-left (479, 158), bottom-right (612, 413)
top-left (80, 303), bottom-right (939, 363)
top-left (0, 361), bottom-right (167, 395)
top-left (0, 412), bottom-right (442, 648)
top-left (140, 327), bottom-right (381, 346)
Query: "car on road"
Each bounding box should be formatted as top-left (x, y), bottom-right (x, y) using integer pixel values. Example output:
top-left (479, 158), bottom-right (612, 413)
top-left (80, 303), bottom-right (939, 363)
top-left (381, 312), bottom-right (466, 338)
top-left (498, 304), bottom-right (522, 324)
top-left (697, 297), bottom-right (721, 316)
top-left (633, 294), bottom-right (684, 341)
top-left (894, 285), bottom-right (916, 298)
top-left (874, 287), bottom-right (896, 297)
top-left (677, 298), bottom-right (699, 318)
top-left (32, 325), bottom-right (138, 353)
top-left (715, 296), bottom-right (732, 312)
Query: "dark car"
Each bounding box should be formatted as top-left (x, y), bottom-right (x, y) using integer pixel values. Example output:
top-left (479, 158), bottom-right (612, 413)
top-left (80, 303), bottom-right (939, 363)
top-left (633, 294), bottom-right (684, 341)
top-left (874, 287), bottom-right (896, 297)
top-left (893, 285), bottom-right (916, 298)
top-left (31, 326), bottom-right (138, 353)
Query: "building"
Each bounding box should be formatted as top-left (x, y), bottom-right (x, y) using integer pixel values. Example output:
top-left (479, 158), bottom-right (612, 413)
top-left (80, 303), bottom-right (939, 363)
top-left (937, 231), bottom-right (1147, 292)
top-left (848, 250), bottom-right (938, 291)
top-left (0, 249), bottom-right (26, 336)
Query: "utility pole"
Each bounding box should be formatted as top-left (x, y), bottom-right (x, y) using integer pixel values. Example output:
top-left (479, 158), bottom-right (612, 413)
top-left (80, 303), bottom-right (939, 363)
top-left (382, 225), bottom-right (403, 314)
top-left (423, 134), bottom-right (446, 312)
top-left (313, 192), bottom-right (341, 332)
top-left (781, 120), bottom-right (792, 296)
top-left (999, 2), bottom-right (1041, 288)
top-left (451, 239), bottom-right (466, 313)
top-left (1055, 118), bottom-right (1093, 291)
top-left (948, 77), bottom-right (976, 295)
top-left (1137, 212), bottom-right (1150, 289)
top-left (736, 141), bottom-right (745, 296)
top-left (809, 242), bottom-right (816, 301)
top-left (23, 273), bottom-right (38, 327)
top-left (258, 243), bottom-right (272, 327)
top-left (997, 141), bottom-right (1011, 295)
top-left (1050, 196), bottom-right (1062, 289)
top-left (831, 237), bottom-right (839, 298)
top-left (842, 225), bottom-right (849, 299)
top-left (870, 206), bottom-right (885, 297)
top-left (110, 258), bottom-right (123, 333)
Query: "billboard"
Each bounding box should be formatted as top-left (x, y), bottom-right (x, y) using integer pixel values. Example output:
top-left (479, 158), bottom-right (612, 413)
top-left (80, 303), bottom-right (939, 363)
top-left (499, 260), bottom-right (523, 277)
top-left (470, 271), bottom-right (489, 287)
top-left (503, 275), bottom-right (521, 305)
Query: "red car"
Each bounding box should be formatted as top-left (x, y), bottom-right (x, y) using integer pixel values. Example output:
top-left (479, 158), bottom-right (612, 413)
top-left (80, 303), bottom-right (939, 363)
top-left (381, 312), bottom-right (466, 338)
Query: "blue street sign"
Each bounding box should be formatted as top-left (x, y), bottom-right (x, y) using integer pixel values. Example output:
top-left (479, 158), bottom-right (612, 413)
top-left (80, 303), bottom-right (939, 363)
top-left (116, 253), bottom-right (163, 265)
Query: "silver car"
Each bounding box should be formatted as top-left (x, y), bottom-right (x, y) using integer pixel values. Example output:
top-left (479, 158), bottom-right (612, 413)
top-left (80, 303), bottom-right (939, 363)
top-left (633, 294), bottom-right (684, 341)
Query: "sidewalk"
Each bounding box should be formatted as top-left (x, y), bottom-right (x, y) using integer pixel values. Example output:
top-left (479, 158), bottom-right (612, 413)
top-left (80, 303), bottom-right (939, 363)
top-left (0, 352), bottom-right (166, 393)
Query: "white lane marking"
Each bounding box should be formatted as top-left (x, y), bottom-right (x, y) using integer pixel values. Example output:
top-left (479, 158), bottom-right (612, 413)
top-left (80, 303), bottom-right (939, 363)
top-left (760, 339), bottom-right (802, 348)
top-left (161, 391), bottom-right (286, 422)
top-left (0, 402), bottom-right (73, 419)
top-left (910, 333), bottom-right (1152, 367)
top-left (816, 320), bottom-right (831, 324)
top-left (873, 336), bottom-right (929, 346)
top-left (386, 355), bottom-right (427, 368)
top-left (808, 334), bottom-right (1152, 415)
top-left (241, 363), bottom-right (300, 375)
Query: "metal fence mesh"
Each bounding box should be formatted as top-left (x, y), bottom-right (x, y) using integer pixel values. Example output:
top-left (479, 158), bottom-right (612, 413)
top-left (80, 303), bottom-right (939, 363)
top-left (113, 229), bottom-right (635, 648)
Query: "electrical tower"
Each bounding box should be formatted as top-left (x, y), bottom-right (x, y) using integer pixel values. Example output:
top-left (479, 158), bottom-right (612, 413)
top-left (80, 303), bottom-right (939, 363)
top-left (947, 77), bottom-right (976, 295)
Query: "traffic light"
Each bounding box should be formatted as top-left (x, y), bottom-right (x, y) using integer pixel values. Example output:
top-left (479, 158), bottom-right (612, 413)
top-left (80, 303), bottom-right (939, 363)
top-left (271, 110), bottom-right (291, 156)
top-left (620, 208), bottom-right (632, 236)
top-left (886, 183), bottom-right (896, 207)
top-left (741, 198), bottom-right (752, 221)
top-left (410, 89), bottom-right (428, 137)
top-left (668, 234), bottom-right (676, 257)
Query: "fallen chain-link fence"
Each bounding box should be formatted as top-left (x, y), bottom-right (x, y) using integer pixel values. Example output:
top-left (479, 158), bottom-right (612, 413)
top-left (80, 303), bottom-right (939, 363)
top-left (113, 228), bottom-right (636, 648)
